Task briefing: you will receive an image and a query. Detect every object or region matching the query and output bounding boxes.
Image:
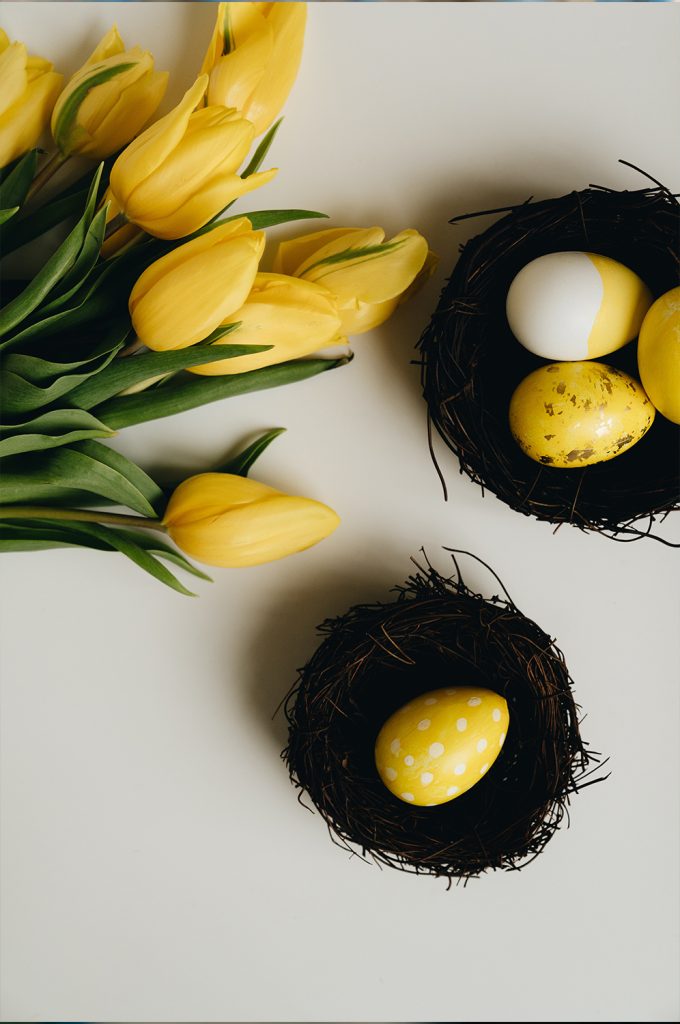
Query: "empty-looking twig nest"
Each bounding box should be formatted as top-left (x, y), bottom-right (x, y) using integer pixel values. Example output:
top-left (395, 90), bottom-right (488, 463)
top-left (283, 555), bottom-right (603, 881)
top-left (418, 168), bottom-right (680, 543)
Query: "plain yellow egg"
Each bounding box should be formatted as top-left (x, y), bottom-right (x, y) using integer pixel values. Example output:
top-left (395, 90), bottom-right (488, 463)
top-left (509, 361), bottom-right (655, 468)
top-left (506, 252), bottom-right (652, 361)
top-left (374, 687), bottom-right (509, 807)
top-left (637, 287), bottom-right (680, 424)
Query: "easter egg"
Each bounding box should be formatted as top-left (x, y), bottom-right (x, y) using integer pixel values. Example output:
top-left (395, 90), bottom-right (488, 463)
top-left (374, 687), bottom-right (509, 807)
top-left (637, 286), bottom-right (680, 424)
top-left (506, 252), bottom-right (652, 361)
top-left (509, 361), bottom-right (655, 468)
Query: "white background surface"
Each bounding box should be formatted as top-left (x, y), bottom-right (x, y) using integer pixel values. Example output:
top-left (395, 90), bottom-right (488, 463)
top-left (1, 4), bottom-right (680, 1022)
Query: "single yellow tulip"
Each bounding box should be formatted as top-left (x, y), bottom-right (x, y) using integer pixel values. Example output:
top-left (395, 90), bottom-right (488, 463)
top-left (109, 75), bottom-right (276, 240)
top-left (51, 26), bottom-right (168, 159)
top-left (273, 226), bottom-right (434, 335)
top-left (163, 472), bottom-right (340, 568)
top-left (129, 217), bottom-right (265, 351)
top-left (189, 272), bottom-right (343, 375)
top-left (0, 29), bottom-right (63, 169)
top-left (201, 2), bottom-right (306, 136)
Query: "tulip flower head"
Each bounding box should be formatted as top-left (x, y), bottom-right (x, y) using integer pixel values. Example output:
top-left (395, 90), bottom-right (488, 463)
top-left (201, 2), bottom-right (306, 136)
top-left (0, 28), bottom-right (63, 169)
top-left (50, 26), bottom-right (167, 160)
top-left (129, 217), bottom-right (265, 351)
top-left (163, 472), bottom-right (340, 568)
top-left (109, 75), bottom-right (276, 239)
top-left (273, 226), bottom-right (435, 335)
top-left (189, 272), bottom-right (344, 376)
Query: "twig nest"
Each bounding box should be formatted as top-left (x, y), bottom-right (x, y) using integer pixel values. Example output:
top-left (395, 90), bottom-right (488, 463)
top-left (283, 556), bottom-right (603, 881)
top-left (418, 173), bottom-right (680, 542)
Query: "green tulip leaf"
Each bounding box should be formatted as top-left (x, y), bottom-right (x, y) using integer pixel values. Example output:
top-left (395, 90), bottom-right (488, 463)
top-left (0, 340), bottom-right (122, 415)
top-left (0, 519), bottom-right (204, 595)
top-left (53, 65), bottom-right (135, 155)
top-left (1, 161), bottom-right (111, 257)
top-left (215, 428), bottom-right (286, 477)
top-left (38, 204), bottom-right (109, 316)
top-left (0, 149), bottom-right (39, 210)
top-left (68, 333), bottom-right (271, 409)
top-left (93, 354), bottom-right (352, 429)
top-left (0, 439), bottom-right (164, 516)
top-left (0, 207), bottom-right (20, 226)
top-left (0, 164), bottom-right (103, 343)
top-left (242, 119), bottom-right (282, 180)
top-left (0, 409), bottom-right (114, 457)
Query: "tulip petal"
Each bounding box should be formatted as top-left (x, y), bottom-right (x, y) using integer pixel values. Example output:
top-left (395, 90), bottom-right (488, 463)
top-left (272, 228), bottom-right (357, 277)
top-left (207, 20), bottom-right (272, 113)
top-left (166, 484), bottom-right (340, 568)
top-left (136, 166), bottom-right (277, 239)
top-left (110, 75), bottom-right (208, 205)
top-left (245, 1), bottom-right (307, 135)
top-left (123, 112), bottom-right (254, 221)
top-left (0, 68), bottom-right (63, 169)
top-left (304, 229), bottom-right (429, 305)
top-left (190, 272), bottom-right (343, 375)
top-left (337, 295), bottom-right (400, 336)
top-left (74, 53), bottom-right (154, 136)
top-left (0, 42), bottom-right (28, 118)
top-left (0, 29), bottom-right (10, 53)
top-left (200, 2), bottom-right (228, 78)
top-left (164, 473), bottom-right (280, 526)
top-left (130, 227), bottom-right (265, 350)
top-left (129, 217), bottom-right (258, 301)
top-left (80, 68), bottom-right (168, 158)
top-left (85, 25), bottom-right (125, 66)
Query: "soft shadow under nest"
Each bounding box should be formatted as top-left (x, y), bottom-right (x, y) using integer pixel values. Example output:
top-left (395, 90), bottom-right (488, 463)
top-left (283, 556), bottom-right (604, 882)
top-left (418, 167), bottom-right (680, 544)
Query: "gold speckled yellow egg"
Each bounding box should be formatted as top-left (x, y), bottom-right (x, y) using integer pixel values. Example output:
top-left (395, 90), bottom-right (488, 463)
top-left (637, 287), bottom-right (680, 425)
top-left (374, 687), bottom-right (509, 807)
top-left (506, 252), bottom-right (652, 361)
top-left (509, 361), bottom-right (655, 468)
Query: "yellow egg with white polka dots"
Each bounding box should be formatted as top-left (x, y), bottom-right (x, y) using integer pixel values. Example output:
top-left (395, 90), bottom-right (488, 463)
top-left (374, 687), bottom-right (510, 807)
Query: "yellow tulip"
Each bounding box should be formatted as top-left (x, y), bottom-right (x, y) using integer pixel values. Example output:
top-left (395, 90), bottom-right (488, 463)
top-left (273, 226), bottom-right (434, 335)
top-left (201, 2), bottom-right (306, 136)
top-left (109, 75), bottom-right (276, 240)
top-left (163, 472), bottom-right (340, 568)
top-left (51, 26), bottom-right (168, 159)
top-left (0, 29), bottom-right (63, 169)
top-left (189, 272), bottom-right (343, 375)
top-left (129, 217), bottom-right (265, 350)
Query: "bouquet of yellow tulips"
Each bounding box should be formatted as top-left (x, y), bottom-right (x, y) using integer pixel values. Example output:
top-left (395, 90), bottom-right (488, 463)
top-left (0, 4), bottom-right (434, 593)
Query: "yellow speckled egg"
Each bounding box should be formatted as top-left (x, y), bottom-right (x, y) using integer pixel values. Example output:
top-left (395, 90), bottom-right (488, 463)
top-left (506, 252), bottom-right (652, 361)
top-left (509, 361), bottom-right (655, 468)
top-left (637, 287), bottom-right (680, 425)
top-left (374, 687), bottom-right (509, 807)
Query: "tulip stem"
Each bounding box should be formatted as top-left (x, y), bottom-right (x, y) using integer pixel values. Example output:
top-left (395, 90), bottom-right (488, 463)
top-left (118, 337), bottom-right (144, 357)
top-left (104, 211), bottom-right (129, 240)
top-left (26, 151), bottom-right (69, 201)
top-left (0, 506), bottom-right (168, 532)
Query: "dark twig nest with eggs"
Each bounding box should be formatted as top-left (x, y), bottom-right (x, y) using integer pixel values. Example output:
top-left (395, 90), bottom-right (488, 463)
top-left (418, 166), bottom-right (680, 543)
top-left (283, 554), bottom-right (604, 882)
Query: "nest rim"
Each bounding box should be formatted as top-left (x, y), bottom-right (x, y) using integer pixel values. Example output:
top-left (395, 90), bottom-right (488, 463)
top-left (418, 167), bottom-right (680, 545)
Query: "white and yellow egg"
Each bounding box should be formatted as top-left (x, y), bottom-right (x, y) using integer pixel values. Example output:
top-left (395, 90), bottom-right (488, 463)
top-left (637, 286), bottom-right (680, 425)
top-left (374, 687), bottom-right (509, 807)
top-left (509, 361), bottom-right (655, 468)
top-left (506, 252), bottom-right (652, 361)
